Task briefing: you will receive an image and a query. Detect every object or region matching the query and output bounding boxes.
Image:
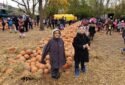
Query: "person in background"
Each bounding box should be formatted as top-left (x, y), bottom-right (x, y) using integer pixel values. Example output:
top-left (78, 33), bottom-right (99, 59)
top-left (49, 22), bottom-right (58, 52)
top-left (113, 19), bottom-right (118, 32)
top-left (106, 19), bottom-right (113, 35)
top-left (120, 20), bottom-right (125, 33)
top-left (18, 16), bottom-right (25, 38)
top-left (13, 16), bottom-right (19, 32)
top-left (51, 18), bottom-right (55, 29)
top-left (29, 18), bottom-right (33, 29)
top-left (36, 15), bottom-right (40, 26)
top-left (122, 28), bottom-right (125, 44)
top-left (2, 18), bottom-right (6, 31)
top-left (73, 27), bottom-right (90, 77)
top-left (89, 22), bottom-right (96, 40)
top-left (41, 29), bottom-right (66, 79)
top-left (7, 17), bottom-right (15, 33)
top-left (24, 16), bottom-right (29, 32)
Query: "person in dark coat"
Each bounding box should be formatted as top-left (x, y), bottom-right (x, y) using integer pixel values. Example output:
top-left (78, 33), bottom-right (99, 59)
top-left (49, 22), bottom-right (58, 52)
top-left (13, 16), bottom-right (19, 31)
top-left (24, 16), bottom-right (29, 32)
top-left (73, 27), bottom-right (90, 77)
top-left (106, 19), bottom-right (113, 35)
top-left (2, 18), bottom-right (6, 31)
top-left (18, 16), bottom-right (25, 38)
top-left (89, 22), bottom-right (96, 40)
top-left (122, 29), bottom-right (125, 44)
top-left (41, 29), bottom-right (66, 79)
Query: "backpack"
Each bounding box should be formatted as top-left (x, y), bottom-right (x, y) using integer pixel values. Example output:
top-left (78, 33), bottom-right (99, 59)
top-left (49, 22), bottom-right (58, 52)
top-left (8, 20), bottom-right (13, 25)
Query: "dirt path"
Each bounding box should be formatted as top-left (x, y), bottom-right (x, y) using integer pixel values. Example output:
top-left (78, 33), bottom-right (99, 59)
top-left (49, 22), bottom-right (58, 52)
top-left (87, 32), bottom-right (125, 85)
top-left (0, 28), bottom-right (125, 85)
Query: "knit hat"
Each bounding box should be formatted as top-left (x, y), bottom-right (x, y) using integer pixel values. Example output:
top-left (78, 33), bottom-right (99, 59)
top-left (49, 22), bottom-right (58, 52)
top-left (52, 28), bottom-right (61, 37)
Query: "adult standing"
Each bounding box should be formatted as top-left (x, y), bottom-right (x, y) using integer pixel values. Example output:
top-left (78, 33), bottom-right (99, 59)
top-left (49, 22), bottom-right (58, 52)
top-left (24, 16), bottom-right (29, 32)
top-left (89, 22), bottom-right (96, 40)
top-left (18, 16), bottom-right (25, 38)
top-left (7, 17), bottom-right (14, 33)
top-left (105, 18), bottom-right (113, 35)
top-left (2, 18), bottom-right (6, 31)
top-left (13, 16), bottom-right (19, 31)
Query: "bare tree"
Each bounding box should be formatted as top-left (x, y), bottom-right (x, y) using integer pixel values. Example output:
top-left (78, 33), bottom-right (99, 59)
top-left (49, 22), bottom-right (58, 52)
top-left (11, 0), bottom-right (39, 18)
top-left (39, 0), bottom-right (44, 30)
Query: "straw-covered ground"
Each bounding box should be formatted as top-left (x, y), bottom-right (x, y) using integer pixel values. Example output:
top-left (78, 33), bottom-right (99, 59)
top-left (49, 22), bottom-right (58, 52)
top-left (0, 24), bottom-right (125, 85)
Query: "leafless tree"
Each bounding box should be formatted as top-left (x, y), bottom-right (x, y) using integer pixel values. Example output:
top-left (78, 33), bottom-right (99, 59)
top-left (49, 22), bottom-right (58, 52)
top-left (11, 0), bottom-right (39, 18)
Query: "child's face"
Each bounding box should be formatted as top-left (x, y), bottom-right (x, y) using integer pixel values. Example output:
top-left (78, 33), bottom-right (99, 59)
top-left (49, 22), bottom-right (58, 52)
top-left (79, 28), bottom-right (85, 34)
top-left (54, 31), bottom-right (60, 38)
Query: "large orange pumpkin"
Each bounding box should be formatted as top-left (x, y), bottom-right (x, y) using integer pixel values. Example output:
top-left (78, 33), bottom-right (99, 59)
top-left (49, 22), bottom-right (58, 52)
top-left (24, 54), bottom-right (30, 59)
top-left (31, 66), bottom-right (38, 73)
top-left (43, 68), bottom-right (49, 74)
top-left (20, 51), bottom-right (26, 56)
top-left (26, 49), bottom-right (32, 55)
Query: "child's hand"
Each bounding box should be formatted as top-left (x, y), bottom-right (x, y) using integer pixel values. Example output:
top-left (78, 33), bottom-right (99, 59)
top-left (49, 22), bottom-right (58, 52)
top-left (83, 45), bottom-right (86, 48)
top-left (86, 44), bottom-right (91, 50)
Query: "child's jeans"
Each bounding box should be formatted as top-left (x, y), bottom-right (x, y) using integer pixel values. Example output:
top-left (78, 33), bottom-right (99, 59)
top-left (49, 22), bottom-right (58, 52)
top-left (75, 60), bottom-right (85, 70)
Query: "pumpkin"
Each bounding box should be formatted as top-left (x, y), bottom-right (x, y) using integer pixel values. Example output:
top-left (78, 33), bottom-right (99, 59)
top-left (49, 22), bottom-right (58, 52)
top-left (30, 62), bottom-right (36, 66)
top-left (43, 68), bottom-right (49, 74)
top-left (66, 60), bottom-right (72, 67)
top-left (37, 69), bottom-right (44, 74)
top-left (16, 54), bottom-right (22, 59)
top-left (67, 57), bottom-right (72, 61)
top-left (46, 63), bottom-right (51, 70)
top-left (36, 47), bottom-right (41, 51)
top-left (31, 66), bottom-right (38, 73)
top-left (36, 55), bottom-right (41, 62)
top-left (24, 54), bottom-right (30, 59)
top-left (26, 49), bottom-right (32, 55)
top-left (37, 50), bottom-right (42, 55)
top-left (45, 55), bottom-right (50, 60)
top-left (33, 52), bottom-right (38, 57)
top-left (8, 58), bottom-right (16, 64)
top-left (63, 63), bottom-right (70, 69)
top-left (30, 57), bottom-right (37, 62)
top-left (37, 63), bottom-right (45, 69)
top-left (46, 60), bottom-right (50, 64)
top-left (5, 68), bottom-right (13, 74)
top-left (20, 51), bottom-right (26, 56)
top-left (19, 57), bottom-right (26, 62)
top-left (33, 50), bottom-right (37, 53)
top-left (30, 54), bottom-right (35, 57)
top-left (27, 60), bottom-right (32, 63)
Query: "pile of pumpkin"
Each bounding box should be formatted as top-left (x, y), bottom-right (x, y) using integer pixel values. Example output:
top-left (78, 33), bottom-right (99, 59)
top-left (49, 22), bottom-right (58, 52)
top-left (13, 22), bottom-right (79, 74)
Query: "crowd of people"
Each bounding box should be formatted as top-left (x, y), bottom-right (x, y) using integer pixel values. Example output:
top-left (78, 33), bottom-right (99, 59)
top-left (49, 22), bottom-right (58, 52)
top-left (80, 17), bottom-right (125, 43)
top-left (1, 15), bottom-right (39, 38)
top-left (44, 17), bottom-right (75, 30)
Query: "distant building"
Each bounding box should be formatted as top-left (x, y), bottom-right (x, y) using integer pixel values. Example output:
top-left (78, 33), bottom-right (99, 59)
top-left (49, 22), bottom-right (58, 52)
top-left (0, 3), bottom-right (7, 9)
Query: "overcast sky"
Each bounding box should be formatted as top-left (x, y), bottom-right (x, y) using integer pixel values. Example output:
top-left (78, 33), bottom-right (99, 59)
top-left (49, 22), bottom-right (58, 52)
top-left (0, 0), bottom-right (120, 8)
top-left (0, 0), bottom-right (18, 7)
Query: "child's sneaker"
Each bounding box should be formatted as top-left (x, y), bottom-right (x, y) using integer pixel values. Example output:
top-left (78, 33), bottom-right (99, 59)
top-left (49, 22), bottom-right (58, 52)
top-left (81, 66), bottom-right (86, 73)
top-left (75, 68), bottom-right (80, 77)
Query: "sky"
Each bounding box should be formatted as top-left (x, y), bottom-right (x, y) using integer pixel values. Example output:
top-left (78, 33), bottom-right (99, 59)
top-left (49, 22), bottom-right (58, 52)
top-left (0, 0), bottom-right (18, 7)
top-left (0, 0), bottom-right (120, 8)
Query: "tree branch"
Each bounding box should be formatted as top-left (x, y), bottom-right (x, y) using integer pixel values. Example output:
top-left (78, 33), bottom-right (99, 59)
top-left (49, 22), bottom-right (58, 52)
top-left (11, 0), bottom-right (25, 6)
top-left (17, 4), bottom-right (25, 13)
